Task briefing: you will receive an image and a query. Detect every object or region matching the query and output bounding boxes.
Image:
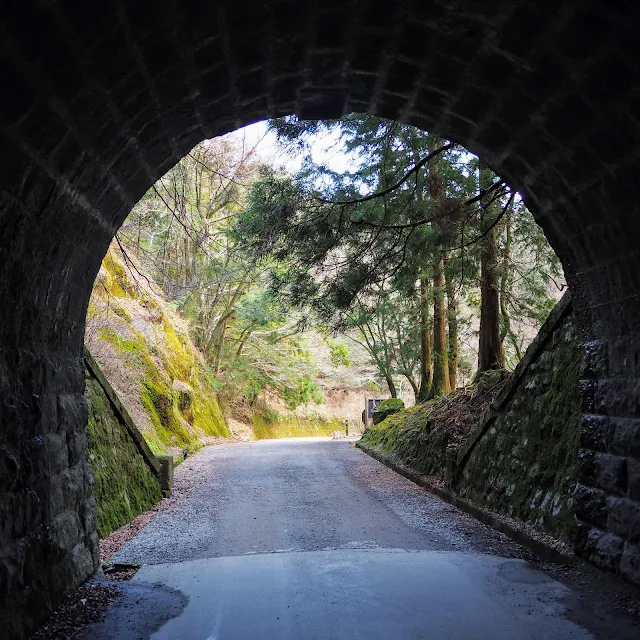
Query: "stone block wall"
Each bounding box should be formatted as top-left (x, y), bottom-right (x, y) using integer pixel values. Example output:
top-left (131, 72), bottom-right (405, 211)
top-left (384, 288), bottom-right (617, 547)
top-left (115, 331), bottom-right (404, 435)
top-left (454, 295), bottom-right (582, 542)
top-left (0, 352), bottom-right (98, 640)
top-left (576, 337), bottom-right (640, 584)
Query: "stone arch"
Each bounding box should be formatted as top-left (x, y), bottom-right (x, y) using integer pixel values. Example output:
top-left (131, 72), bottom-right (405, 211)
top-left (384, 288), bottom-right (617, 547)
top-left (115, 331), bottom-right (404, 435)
top-left (2, 1), bottom-right (640, 635)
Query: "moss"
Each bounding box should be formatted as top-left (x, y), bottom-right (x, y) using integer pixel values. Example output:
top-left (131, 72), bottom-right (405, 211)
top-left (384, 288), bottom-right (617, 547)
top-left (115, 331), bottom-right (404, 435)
top-left (85, 374), bottom-right (162, 537)
top-left (143, 432), bottom-right (168, 457)
top-left (102, 251), bottom-right (135, 298)
top-left (191, 392), bottom-right (229, 437)
top-left (161, 320), bottom-right (196, 381)
top-left (457, 313), bottom-right (581, 542)
top-left (362, 401), bottom-right (448, 475)
top-left (250, 409), bottom-right (342, 439)
top-left (110, 301), bottom-right (132, 321)
top-left (140, 379), bottom-right (193, 447)
top-left (92, 249), bottom-right (230, 453)
top-left (373, 398), bottom-right (405, 424)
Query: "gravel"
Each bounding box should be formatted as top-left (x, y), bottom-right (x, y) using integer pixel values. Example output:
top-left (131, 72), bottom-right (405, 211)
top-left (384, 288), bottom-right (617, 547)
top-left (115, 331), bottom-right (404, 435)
top-left (29, 584), bottom-right (120, 639)
top-left (99, 441), bottom-right (244, 565)
top-left (111, 438), bottom-right (533, 566)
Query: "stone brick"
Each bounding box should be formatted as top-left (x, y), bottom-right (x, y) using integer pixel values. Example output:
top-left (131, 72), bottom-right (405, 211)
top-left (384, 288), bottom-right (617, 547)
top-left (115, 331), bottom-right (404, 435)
top-left (579, 413), bottom-right (610, 452)
top-left (0, 445), bottom-right (20, 493)
top-left (578, 379), bottom-right (597, 413)
top-left (50, 511), bottom-right (82, 554)
top-left (44, 433), bottom-right (69, 476)
top-left (590, 528), bottom-right (624, 572)
top-left (66, 430), bottom-right (88, 467)
top-left (606, 497), bottom-right (640, 544)
top-left (575, 484), bottom-right (608, 528)
top-left (620, 542), bottom-right (640, 585)
top-left (2, 1), bottom-right (640, 636)
top-left (608, 338), bottom-right (640, 378)
top-left (57, 393), bottom-right (88, 434)
top-left (594, 378), bottom-right (640, 418)
top-left (581, 340), bottom-right (607, 379)
top-left (594, 453), bottom-right (627, 495)
top-left (628, 458), bottom-right (640, 502)
top-left (577, 448), bottom-right (597, 485)
top-left (610, 418), bottom-right (640, 458)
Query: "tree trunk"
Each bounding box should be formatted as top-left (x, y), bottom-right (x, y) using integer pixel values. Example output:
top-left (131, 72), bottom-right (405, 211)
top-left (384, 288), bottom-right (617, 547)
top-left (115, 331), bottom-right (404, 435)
top-left (385, 372), bottom-right (398, 398)
top-left (417, 277), bottom-right (432, 402)
top-left (444, 261), bottom-right (458, 390)
top-left (499, 203), bottom-right (513, 366)
top-left (404, 374), bottom-right (419, 399)
top-left (477, 161), bottom-right (502, 373)
top-left (211, 317), bottom-right (229, 376)
top-left (430, 258), bottom-right (450, 398)
top-left (235, 328), bottom-right (253, 358)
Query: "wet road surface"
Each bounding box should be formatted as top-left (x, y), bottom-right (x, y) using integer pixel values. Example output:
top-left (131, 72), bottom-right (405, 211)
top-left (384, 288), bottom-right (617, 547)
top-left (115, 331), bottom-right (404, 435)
top-left (86, 438), bottom-right (639, 639)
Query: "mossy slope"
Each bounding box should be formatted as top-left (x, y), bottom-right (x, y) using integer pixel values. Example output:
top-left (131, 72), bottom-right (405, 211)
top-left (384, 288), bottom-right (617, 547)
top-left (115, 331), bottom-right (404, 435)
top-left (250, 407), bottom-right (343, 439)
top-left (361, 384), bottom-right (500, 478)
top-left (86, 371), bottom-right (162, 537)
top-left (86, 248), bottom-right (229, 459)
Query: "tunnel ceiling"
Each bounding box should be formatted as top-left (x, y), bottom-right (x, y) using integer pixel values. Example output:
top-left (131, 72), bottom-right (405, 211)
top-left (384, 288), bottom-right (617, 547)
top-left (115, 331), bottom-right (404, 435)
top-left (0, 0), bottom-right (639, 348)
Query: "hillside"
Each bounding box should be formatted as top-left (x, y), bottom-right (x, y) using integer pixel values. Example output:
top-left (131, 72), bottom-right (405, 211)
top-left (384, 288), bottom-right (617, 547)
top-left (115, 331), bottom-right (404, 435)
top-left (85, 248), bottom-right (229, 458)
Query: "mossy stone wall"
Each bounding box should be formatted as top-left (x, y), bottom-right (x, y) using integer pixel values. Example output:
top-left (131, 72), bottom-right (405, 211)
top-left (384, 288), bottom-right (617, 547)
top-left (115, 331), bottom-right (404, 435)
top-left (86, 367), bottom-right (163, 537)
top-left (455, 299), bottom-right (582, 541)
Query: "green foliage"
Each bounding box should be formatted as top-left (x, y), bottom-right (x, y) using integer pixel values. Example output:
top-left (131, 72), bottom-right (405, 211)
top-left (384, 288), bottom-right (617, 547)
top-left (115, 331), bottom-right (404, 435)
top-left (91, 118), bottom-right (564, 456)
top-left (237, 114), bottom-right (564, 391)
top-left (326, 338), bottom-right (351, 368)
top-left (281, 375), bottom-right (323, 410)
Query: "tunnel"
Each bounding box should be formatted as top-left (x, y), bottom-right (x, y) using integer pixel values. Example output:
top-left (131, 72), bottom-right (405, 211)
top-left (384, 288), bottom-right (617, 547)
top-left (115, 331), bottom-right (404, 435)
top-left (1, 0), bottom-right (640, 636)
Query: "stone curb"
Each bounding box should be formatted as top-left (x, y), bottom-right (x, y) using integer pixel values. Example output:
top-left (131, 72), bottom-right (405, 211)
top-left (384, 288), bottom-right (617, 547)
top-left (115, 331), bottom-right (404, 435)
top-left (356, 440), bottom-right (577, 567)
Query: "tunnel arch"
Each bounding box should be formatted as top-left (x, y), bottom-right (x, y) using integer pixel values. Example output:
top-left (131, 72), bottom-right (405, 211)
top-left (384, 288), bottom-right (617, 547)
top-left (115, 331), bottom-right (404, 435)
top-left (2, 1), bottom-right (640, 635)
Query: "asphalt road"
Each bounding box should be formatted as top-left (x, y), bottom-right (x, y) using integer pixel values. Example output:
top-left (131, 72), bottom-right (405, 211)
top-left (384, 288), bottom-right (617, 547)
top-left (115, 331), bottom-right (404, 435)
top-left (86, 438), bottom-right (639, 639)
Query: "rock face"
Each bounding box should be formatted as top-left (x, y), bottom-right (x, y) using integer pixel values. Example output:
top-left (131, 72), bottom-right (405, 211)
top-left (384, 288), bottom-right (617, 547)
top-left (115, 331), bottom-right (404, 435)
top-left (85, 356), bottom-right (163, 538)
top-left (455, 295), bottom-right (582, 541)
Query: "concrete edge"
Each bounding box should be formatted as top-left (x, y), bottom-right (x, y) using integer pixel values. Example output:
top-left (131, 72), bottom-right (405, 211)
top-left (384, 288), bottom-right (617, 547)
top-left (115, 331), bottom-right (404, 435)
top-left (456, 292), bottom-right (573, 469)
top-left (356, 440), bottom-right (576, 567)
top-left (84, 346), bottom-right (161, 477)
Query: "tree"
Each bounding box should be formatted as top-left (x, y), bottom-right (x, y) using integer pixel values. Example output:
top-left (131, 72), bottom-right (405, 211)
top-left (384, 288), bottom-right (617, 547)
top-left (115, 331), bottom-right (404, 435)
top-left (235, 114), bottom-right (563, 399)
top-left (342, 289), bottom-right (421, 399)
top-left (237, 115), bottom-right (484, 399)
top-left (477, 160), bottom-right (503, 373)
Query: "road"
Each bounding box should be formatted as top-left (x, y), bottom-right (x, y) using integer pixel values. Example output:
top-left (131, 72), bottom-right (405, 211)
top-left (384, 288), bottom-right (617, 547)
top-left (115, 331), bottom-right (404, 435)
top-left (85, 438), bottom-right (638, 639)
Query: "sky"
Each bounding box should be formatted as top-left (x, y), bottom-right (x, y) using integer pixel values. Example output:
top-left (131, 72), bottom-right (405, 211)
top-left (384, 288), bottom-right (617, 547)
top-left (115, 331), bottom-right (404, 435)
top-left (224, 120), bottom-right (353, 175)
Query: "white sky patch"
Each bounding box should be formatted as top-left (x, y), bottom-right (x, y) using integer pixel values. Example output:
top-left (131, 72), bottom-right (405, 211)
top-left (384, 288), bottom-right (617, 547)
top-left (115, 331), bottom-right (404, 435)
top-left (223, 120), bottom-right (355, 176)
